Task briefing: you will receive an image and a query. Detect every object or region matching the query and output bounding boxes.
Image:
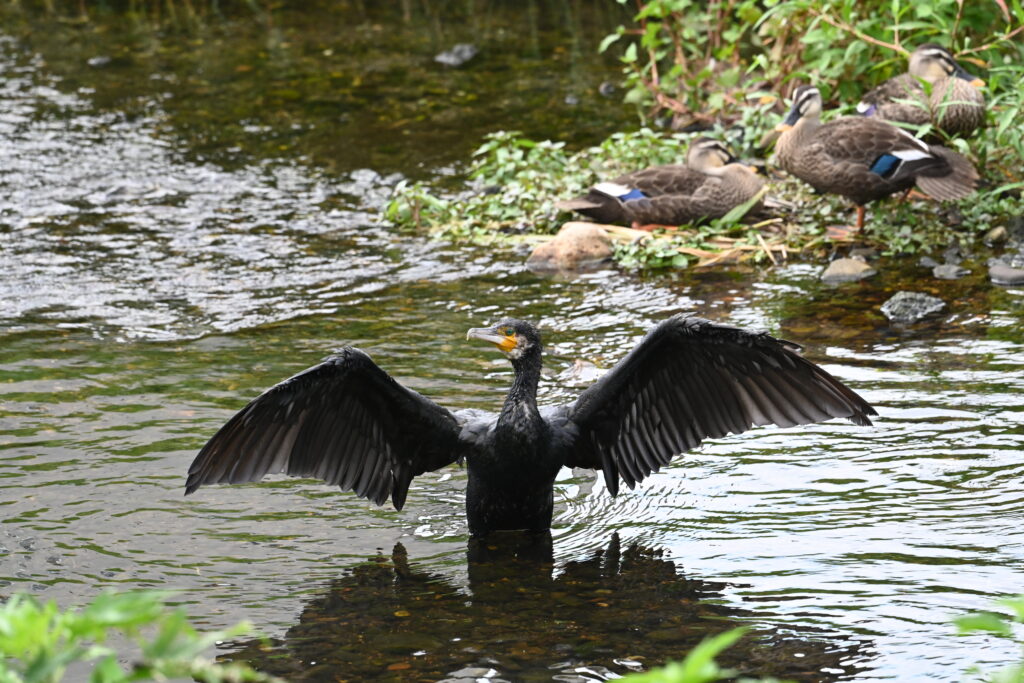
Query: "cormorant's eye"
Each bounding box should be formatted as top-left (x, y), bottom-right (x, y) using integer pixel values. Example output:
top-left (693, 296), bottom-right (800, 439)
top-left (502, 327), bottom-right (515, 336)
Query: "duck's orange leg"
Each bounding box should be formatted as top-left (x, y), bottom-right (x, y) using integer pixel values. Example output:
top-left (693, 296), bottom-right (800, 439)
top-left (825, 206), bottom-right (865, 241)
top-left (899, 188), bottom-right (930, 202)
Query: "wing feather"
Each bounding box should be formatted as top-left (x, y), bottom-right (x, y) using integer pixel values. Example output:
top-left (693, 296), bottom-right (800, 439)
top-left (186, 347), bottom-right (469, 509)
top-left (562, 315), bottom-right (876, 492)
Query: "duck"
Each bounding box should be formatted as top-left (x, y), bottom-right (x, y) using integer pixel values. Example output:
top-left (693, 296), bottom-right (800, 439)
top-left (555, 137), bottom-right (765, 229)
top-left (774, 85), bottom-right (978, 231)
top-left (857, 43), bottom-right (986, 138)
top-left (185, 315), bottom-right (875, 536)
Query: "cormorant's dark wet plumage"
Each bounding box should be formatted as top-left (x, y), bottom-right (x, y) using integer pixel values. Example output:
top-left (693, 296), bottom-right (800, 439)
top-left (186, 315), bottom-right (876, 535)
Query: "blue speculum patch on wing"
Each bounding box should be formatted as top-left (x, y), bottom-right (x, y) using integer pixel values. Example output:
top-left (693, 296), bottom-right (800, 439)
top-left (869, 154), bottom-right (900, 177)
top-left (592, 182), bottom-right (648, 201)
top-left (619, 188), bottom-right (647, 201)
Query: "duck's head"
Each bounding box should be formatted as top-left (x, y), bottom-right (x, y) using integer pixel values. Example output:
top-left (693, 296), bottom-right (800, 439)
top-left (467, 318), bottom-right (541, 360)
top-left (775, 85), bottom-right (822, 131)
top-left (686, 137), bottom-right (737, 171)
top-left (910, 43), bottom-right (984, 88)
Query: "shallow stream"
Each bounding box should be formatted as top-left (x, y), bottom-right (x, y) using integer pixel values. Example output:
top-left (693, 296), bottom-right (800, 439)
top-left (1, 4), bottom-right (1023, 681)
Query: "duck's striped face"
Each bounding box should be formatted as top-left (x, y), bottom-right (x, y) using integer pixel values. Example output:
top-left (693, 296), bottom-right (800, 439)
top-left (687, 138), bottom-right (736, 170)
top-left (911, 44), bottom-right (985, 88)
top-left (776, 86), bottom-right (821, 131)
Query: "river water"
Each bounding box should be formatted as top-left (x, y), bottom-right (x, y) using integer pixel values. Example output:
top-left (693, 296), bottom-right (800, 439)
top-left (1, 4), bottom-right (1023, 682)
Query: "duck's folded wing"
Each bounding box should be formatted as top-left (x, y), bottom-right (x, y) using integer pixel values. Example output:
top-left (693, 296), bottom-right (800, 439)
top-left (563, 315), bottom-right (876, 495)
top-left (857, 74), bottom-right (926, 111)
top-left (185, 347), bottom-right (466, 509)
top-left (614, 165), bottom-right (707, 196)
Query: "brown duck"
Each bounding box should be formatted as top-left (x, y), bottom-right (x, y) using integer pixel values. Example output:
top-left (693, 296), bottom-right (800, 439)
top-left (775, 85), bottom-right (978, 231)
top-left (556, 137), bottom-right (765, 228)
top-left (857, 43), bottom-right (985, 137)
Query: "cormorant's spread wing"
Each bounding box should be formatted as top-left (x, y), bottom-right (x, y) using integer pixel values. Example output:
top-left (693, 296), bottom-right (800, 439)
top-left (563, 315), bottom-right (876, 495)
top-left (185, 347), bottom-right (466, 509)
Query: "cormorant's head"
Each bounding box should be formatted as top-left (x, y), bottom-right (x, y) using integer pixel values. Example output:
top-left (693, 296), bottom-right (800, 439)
top-left (775, 85), bottom-right (822, 131)
top-left (466, 318), bottom-right (540, 360)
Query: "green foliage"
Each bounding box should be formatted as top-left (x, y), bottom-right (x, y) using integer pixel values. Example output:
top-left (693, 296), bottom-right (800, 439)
top-left (601, 0), bottom-right (773, 127)
top-left (388, 130), bottom-right (580, 240)
top-left (606, 0), bottom-right (1024, 144)
top-left (0, 591), bottom-right (280, 683)
top-left (614, 235), bottom-right (691, 270)
top-left (955, 595), bottom-right (1024, 682)
top-left (761, 0), bottom-right (1023, 99)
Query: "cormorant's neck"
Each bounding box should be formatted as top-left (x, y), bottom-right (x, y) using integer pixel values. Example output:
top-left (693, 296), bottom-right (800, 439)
top-left (503, 347), bottom-right (542, 415)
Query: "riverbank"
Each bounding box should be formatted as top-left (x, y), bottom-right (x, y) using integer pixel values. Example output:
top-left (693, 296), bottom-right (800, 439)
top-left (386, 125), bottom-right (1024, 280)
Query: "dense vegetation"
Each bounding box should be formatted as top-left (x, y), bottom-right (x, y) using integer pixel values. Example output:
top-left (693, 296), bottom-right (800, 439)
top-left (388, 0), bottom-right (1024, 267)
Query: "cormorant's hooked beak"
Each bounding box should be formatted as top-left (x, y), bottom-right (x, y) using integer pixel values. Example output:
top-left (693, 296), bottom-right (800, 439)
top-left (467, 327), bottom-right (518, 353)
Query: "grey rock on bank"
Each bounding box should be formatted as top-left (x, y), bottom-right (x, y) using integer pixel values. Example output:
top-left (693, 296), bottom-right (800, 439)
top-left (821, 257), bottom-right (876, 284)
top-left (526, 222), bottom-right (613, 272)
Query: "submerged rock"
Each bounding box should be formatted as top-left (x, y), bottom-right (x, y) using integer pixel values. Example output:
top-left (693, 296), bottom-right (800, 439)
top-left (989, 262), bottom-right (1024, 286)
top-left (880, 291), bottom-right (946, 323)
top-left (932, 263), bottom-right (969, 280)
top-left (942, 244), bottom-right (966, 265)
top-left (920, 244), bottom-right (969, 279)
top-left (984, 226), bottom-right (1009, 244)
top-left (435, 44), bottom-right (478, 67)
top-left (820, 257), bottom-right (876, 284)
top-left (526, 222), bottom-right (613, 272)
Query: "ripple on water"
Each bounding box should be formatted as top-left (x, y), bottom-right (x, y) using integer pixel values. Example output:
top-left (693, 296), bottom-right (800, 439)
top-left (0, 37), bottom-right (415, 342)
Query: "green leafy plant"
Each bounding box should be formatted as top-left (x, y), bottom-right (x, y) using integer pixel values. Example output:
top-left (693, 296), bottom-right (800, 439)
top-left (0, 591), bottom-right (280, 683)
top-left (600, 0), bottom-right (775, 128)
top-left (614, 234), bottom-right (692, 270)
top-left (604, 0), bottom-right (1023, 134)
top-left (955, 595), bottom-right (1024, 682)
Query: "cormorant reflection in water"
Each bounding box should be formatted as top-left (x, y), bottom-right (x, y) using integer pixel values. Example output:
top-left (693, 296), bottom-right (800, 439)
top-left (225, 533), bottom-right (871, 681)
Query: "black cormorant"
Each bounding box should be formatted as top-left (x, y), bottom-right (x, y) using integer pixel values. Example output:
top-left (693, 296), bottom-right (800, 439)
top-left (185, 315), bottom-right (876, 535)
